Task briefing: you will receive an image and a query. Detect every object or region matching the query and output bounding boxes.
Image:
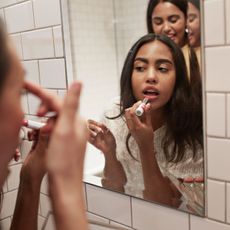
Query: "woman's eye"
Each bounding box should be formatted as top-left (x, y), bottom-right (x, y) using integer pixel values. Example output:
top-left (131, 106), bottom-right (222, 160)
top-left (153, 18), bottom-right (163, 25)
top-left (158, 67), bottom-right (168, 73)
top-left (134, 66), bottom-right (145, 72)
top-left (188, 15), bottom-right (196, 23)
top-left (169, 16), bottom-right (179, 23)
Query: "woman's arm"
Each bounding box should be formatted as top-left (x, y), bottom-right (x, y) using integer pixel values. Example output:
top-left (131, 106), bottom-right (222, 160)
top-left (10, 133), bottom-right (48, 230)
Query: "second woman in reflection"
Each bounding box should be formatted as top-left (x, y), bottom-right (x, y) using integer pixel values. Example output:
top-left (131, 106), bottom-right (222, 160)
top-left (88, 34), bottom-right (203, 213)
top-left (146, 0), bottom-right (201, 78)
top-left (187, 0), bottom-right (201, 65)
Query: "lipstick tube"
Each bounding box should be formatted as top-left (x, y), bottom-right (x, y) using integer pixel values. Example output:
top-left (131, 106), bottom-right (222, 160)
top-left (135, 98), bottom-right (148, 117)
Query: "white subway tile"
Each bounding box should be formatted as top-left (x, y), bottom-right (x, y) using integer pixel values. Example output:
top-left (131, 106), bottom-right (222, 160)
top-left (207, 93), bottom-right (226, 136)
top-left (110, 221), bottom-right (133, 229)
top-left (206, 46), bottom-right (230, 92)
top-left (53, 26), bottom-right (64, 57)
top-left (10, 34), bottom-right (23, 59)
top-left (7, 164), bottom-right (21, 191)
top-left (0, 217), bottom-right (11, 229)
top-left (0, 9), bottom-right (5, 22)
top-left (38, 215), bottom-right (46, 230)
top-left (132, 198), bottom-right (189, 230)
top-left (5, 1), bottom-right (34, 33)
top-left (39, 59), bottom-right (67, 89)
top-left (57, 90), bottom-right (66, 99)
top-left (21, 94), bottom-right (29, 114)
top-left (86, 184), bottom-right (132, 226)
top-left (41, 174), bottom-right (48, 195)
top-left (27, 93), bottom-right (41, 115)
top-left (204, 0), bottom-right (225, 46)
top-left (191, 215), bottom-right (230, 230)
top-left (1, 190), bottom-right (17, 218)
top-left (23, 60), bottom-right (40, 84)
top-left (226, 183), bottom-right (230, 223)
top-left (227, 94), bottom-right (230, 137)
top-left (207, 138), bottom-right (230, 181)
top-left (22, 28), bottom-right (55, 59)
top-left (207, 179), bottom-right (225, 221)
top-left (40, 194), bottom-right (52, 217)
top-left (226, 1), bottom-right (230, 44)
top-left (43, 213), bottom-right (55, 230)
top-left (87, 212), bottom-right (110, 230)
top-left (3, 181), bottom-right (8, 193)
top-left (20, 140), bottom-right (33, 160)
top-left (0, 0), bottom-right (17, 8)
top-left (33, 0), bottom-right (61, 28)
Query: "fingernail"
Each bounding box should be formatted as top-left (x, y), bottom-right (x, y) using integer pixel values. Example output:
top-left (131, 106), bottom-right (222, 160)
top-left (71, 82), bottom-right (81, 91)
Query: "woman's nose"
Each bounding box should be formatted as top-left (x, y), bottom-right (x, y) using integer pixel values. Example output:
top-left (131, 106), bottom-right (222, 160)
top-left (163, 22), bottom-right (171, 33)
top-left (146, 69), bottom-right (158, 84)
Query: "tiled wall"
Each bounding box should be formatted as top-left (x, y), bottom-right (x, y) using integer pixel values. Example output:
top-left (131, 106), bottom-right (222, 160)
top-left (0, 0), bottom-right (67, 229)
top-left (2, 0), bottom-right (230, 229)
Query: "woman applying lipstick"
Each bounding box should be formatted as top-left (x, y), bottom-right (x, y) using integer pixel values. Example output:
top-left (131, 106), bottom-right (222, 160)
top-left (0, 19), bottom-right (88, 230)
top-left (88, 33), bottom-right (203, 213)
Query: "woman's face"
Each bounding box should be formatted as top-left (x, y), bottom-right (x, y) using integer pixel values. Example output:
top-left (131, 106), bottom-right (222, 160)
top-left (187, 2), bottom-right (200, 47)
top-left (0, 45), bottom-right (25, 187)
top-left (151, 2), bottom-right (186, 47)
top-left (131, 40), bottom-right (176, 114)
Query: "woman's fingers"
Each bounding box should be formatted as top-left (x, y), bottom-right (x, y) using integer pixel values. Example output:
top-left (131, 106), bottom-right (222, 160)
top-left (56, 82), bottom-right (81, 129)
top-left (88, 123), bottom-right (103, 135)
top-left (125, 101), bottom-right (143, 129)
top-left (14, 148), bottom-right (21, 162)
top-left (24, 81), bottom-right (62, 116)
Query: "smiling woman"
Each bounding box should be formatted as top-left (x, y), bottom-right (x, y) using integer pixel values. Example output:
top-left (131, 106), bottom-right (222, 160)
top-left (88, 33), bottom-right (203, 214)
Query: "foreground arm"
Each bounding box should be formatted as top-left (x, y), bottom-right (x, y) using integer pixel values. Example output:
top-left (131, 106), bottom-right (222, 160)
top-left (10, 133), bottom-right (48, 230)
top-left (11, 81), bottom-right (61, 230)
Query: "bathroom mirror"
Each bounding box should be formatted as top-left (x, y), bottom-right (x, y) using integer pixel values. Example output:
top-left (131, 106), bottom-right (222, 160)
top-left (62, 0), bottom-right (204, 216)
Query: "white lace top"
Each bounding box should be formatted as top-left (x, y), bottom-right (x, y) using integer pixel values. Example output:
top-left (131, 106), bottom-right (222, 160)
top-left (102, 102), bottom-right (204, 202)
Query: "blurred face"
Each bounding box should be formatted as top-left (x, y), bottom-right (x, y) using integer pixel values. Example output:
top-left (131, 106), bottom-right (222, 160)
top-left (0, 45), bottom-right (25, 187)
top-left (152, 2), bottom-right (186, 47)
top-left (187, 2), bottom-right (200, 47)
top-left (131, 40), bottom-right (176, 115)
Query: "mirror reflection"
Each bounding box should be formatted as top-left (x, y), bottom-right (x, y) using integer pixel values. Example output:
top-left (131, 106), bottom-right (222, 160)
top-left (66, 0), bottom-right (204, 215)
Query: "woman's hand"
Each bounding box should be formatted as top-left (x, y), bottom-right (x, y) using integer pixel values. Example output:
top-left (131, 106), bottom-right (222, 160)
top-left (24, 80), bottom-right (62, 117)
top-left (125, 101), bottom-right (154, 147)
top-left (46, 82), bottom-right (88, 187)
top-left (20, 128), bottom-right (49, 184)
top-left (45, 81), bottom-right (88, 230)
top-left (88, 120), bottom-right (116, 156)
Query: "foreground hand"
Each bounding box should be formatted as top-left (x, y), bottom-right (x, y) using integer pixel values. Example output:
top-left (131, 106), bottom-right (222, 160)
top-left (20, 128), bottom-right (49, 183)
top-left (88, 120), bottom-right (116, 155)
top-left (24, 81), bottom-right (62, 117)
top-left (46, 82), bottom-right (88, 187)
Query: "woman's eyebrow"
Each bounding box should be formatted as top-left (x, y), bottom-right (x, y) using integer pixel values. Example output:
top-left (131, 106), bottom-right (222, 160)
top-left (155, 59), bottom-right (173, 65)
top-left (134, 57), bottom-right (148, 64)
